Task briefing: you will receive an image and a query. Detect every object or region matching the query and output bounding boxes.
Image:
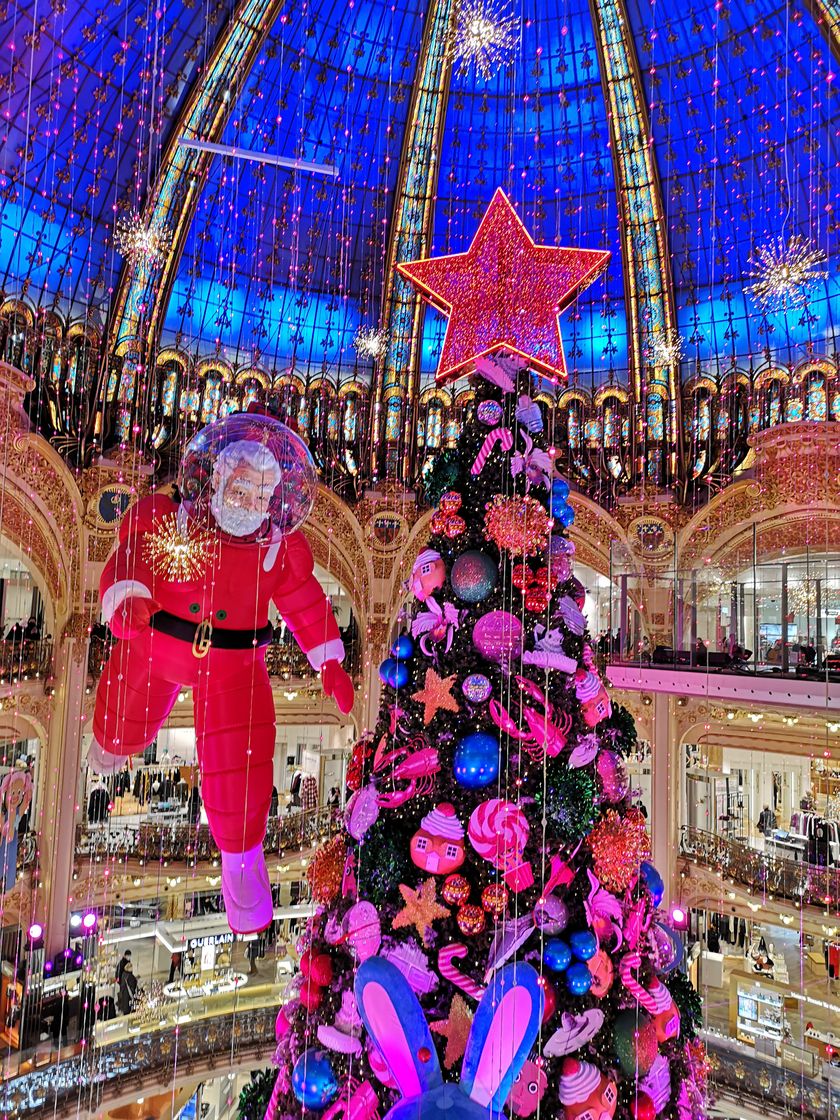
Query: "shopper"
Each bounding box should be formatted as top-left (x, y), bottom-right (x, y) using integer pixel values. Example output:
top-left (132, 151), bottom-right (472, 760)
top-left (115, 949), bottom-right (132, 985)
top-left (757, 805), bottom-right (777, 836)
top-left (117, 962), bottom-right (138, 1015)
top-left (168, 951), bottom-right (183, 985)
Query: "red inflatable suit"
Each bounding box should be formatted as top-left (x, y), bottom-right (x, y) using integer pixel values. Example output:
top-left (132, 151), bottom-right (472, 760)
top-left (91, 446), bottom-right (354, 932)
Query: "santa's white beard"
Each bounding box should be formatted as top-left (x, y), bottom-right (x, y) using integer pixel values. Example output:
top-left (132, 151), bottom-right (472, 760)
top-left (209, 489), bottom-right (267, 537)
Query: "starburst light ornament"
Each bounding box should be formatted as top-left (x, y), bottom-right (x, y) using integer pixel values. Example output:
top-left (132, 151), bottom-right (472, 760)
top-left (143, 513), bottom-right (216, 582)
top-left (453, 0), bottom-right (519, 81)
top-left (746, 235), bottom-right (827, 311)
top-left (115, 211), bottom-right (173, 271)
top-left (353, 326), bottom-right (388, 362)
top-left (649, 329), bottom-right (683, 368)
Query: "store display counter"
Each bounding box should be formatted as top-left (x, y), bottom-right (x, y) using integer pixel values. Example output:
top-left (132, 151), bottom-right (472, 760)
top-left (162, 971), bottom-right (247, 1000)
top-left (728, 970), bottom-right (789, 1049)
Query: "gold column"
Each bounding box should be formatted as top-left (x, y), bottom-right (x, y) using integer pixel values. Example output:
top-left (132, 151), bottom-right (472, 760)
top-left (38, 632), bottom-right (89, 957)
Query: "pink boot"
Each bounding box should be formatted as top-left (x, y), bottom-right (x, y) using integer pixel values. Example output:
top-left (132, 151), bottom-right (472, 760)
top-left (221, 845), bottom-right (273, 934)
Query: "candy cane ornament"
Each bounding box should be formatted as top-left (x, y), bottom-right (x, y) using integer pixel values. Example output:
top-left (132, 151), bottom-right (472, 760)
top-left (438, 943), bottom-right (486, 1000)
top-left (471, 426), bottom-right (514, 475)
top-left (619, 951), bottom-right (660, 1015)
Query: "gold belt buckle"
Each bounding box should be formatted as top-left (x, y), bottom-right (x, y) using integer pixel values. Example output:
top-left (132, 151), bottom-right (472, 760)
top-left (192, 617), bottom-right (213, 659)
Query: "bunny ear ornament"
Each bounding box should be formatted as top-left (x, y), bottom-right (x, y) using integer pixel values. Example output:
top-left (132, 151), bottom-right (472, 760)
top-left (355, 957), bottom-right (543, 1120)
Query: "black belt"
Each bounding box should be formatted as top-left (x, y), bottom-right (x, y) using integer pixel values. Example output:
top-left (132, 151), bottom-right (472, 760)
top-left (149, 610), bottom-right (273, 658)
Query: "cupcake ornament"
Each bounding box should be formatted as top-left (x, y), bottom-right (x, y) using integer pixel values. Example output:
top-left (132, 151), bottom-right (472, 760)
top-left (558, 1058), bottom-right (618, 1120)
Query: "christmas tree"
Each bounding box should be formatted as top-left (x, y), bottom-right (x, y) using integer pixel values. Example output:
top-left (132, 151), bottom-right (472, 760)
top-left (267, 360), bottom-right (706, 1120)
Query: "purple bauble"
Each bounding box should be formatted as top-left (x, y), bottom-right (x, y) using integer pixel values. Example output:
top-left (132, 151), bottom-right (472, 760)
top-left (477, 400), bottom-right (504, 426)
top-left (472, 610), bottom-right (523, 666)
top-left (534, 894), bottom-right (569, 934)
top-left (595, 749), bottom-right (630, 803)
top-left (462, 673), bottom-right (492, 704)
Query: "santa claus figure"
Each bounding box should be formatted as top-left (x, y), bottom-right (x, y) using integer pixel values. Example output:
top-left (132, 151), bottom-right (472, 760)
top-left (89, 414), bottom-right (354, 933)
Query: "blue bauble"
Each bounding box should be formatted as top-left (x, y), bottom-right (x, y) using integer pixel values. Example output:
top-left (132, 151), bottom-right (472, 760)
top-left (569, 930), bottom-right (598, 962)
top-left (557, 502), bottom-right (575, 528)
top-left (291, 1049), bottom-right (339, 1111)
top-left (550, 478), bottom-right (570, 514)
top-left (379, 657), bottom-right (409, 689)
top-left (453, 732), bottom-right (500, 788)
top-left (640, 861), bottom-right (665, 907)
top-left (543, 938), bottom-right (572, 972)
top-left (391, 634), bottom-right (415, 660)
top-left (566, 962), bottom-right (592, 995)
top-left (451, 551), bottom-right (498, 603)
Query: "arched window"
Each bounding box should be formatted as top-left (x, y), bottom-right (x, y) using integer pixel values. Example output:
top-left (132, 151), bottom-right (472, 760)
top-left (805, 374), bottom-right (827, 421)
top-left (201, 374), bottom-right (223, 423)
top-left (342, 394), bottom-right (358, 445)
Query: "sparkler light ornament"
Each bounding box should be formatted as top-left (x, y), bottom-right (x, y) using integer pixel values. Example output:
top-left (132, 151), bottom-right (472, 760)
top-left (648, 330), bottom-right (683, 368)
top-left (115, 211), bottom-right (173, 271)
top-left (452, 0), bottom-right (519, 81)
top-left (143, 513), bottom-right (216, 582)
top-left (746, 235), bottom-right (828, 311)
top-left (353, 326), bottom-right (389, 362)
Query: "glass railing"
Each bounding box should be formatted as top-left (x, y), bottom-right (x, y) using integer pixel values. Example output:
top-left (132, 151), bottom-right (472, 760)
top-left (599, 548), bottom-right (840, 680)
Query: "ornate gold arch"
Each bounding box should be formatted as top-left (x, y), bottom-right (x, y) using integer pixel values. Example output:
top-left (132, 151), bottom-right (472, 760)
top-left (0, 363), bottom-right (85, 629)
top-left (567, 493), bottom-right (628, 578)
top-left (303, 486), bottom-right (371, 637)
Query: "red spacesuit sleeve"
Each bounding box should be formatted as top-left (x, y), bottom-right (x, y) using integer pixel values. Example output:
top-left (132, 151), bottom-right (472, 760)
top-left (272, 531), bottom-right (345, 671)
top-left (100, 494), bottom-right (176, 623)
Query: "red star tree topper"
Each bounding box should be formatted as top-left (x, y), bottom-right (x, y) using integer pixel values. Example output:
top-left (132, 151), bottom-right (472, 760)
top-left (398, 188), bottom-right (610, 384)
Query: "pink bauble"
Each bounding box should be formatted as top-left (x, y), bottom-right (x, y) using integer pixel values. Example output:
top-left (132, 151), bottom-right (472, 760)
top-left (275, 1005), bottom-right (294, 1041)
top-left (346, 785), bottom-right (380, 841)
top-left (344, 901), bottom-right (381, 961)
top-left (472, 610), bottom-right (523, 666)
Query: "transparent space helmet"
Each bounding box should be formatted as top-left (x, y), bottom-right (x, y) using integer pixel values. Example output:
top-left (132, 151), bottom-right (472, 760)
top-left (178, 413), bottom-right (317, 542)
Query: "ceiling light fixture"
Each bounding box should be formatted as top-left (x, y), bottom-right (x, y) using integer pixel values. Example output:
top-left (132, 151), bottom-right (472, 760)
top-left (353, 326), bottom-right (389, 362)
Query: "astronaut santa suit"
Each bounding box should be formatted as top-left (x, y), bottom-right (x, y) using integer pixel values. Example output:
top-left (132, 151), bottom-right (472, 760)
top-left (89, 423), bottom-right (354, 933)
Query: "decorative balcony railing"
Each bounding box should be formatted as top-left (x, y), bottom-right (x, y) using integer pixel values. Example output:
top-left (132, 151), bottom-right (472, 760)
top-left (0, 639), bottom-right (53, 686)
top-left (705, 1031), bottom-right (840, 1118)
top-left (680, 826), bottom-right (840, 916)
top-left (0, 1002), bottom-right (277, 1119)
top-left (2, 1006), bottom-right (836, 1120)
top-left (74, 805), bottom-right (342, 865)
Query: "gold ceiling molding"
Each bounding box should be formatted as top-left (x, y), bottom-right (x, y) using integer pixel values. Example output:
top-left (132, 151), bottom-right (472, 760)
top-left (676, 424), bottom-right (840, 569)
